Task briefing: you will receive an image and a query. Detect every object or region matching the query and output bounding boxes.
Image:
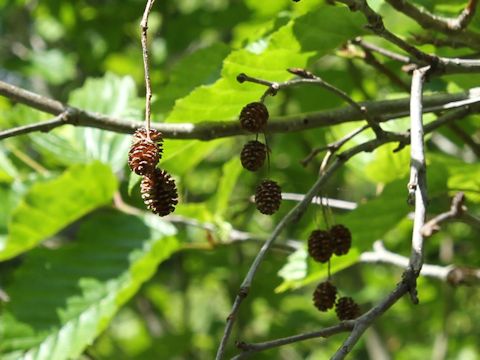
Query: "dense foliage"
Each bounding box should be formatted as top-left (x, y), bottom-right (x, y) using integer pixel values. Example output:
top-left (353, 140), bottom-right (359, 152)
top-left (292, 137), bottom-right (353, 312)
top-left (0, 0), bottom-right (479, 359)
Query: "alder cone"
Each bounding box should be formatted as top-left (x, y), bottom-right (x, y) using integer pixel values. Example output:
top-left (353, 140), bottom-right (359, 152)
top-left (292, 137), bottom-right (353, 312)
top-left (128, 128), bottom-right (163, 175)
top-left (141, 169), bottom-right (178, 216)
top-left (255, 179), bottom-right (281, 215)
top-left (308, 230), bottom-right (333, 263)
top-left (330, 224), bottom-right (352, 256)
top-left (239, 102), bottom-right (269, 133)
top-left (313, 281), bottom-right (337, 312)
top-left (335, 297), bottom-right (360, 321)
top-left (240, 140), bottom-right (267, 171)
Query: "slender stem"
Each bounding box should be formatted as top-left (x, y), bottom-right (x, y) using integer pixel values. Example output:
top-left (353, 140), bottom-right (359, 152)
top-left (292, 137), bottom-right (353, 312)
top-left (140, 0), bottom-right (155, 137)
top-left (0, 112), bottom-right (70, 140)
top-left (240, 72), bottom-right (384, 137)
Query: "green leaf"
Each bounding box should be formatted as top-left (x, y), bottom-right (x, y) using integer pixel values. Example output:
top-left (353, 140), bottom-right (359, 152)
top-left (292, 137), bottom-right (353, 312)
top-left (210, 157), bottom-right (243, 217)
top-left (0, 211), bottom-right (179, 360)
top-left (166, 4), bottom-right (365, 123)
top-left (0, 162), bottom-right (117, 261)
top-left (365, 143), bottom-right (410, 184)
top-left (27, 49), bottom-right (76, 85)
top-left (153, 43), bottom-right (230, 117)
top-left (31, 73), bottom-right (140, 171)
top-left (161, 139), bottom-right (227, 176)
top-left (276, 249), bottom-right (360, 292)
top-left (336, 179), bottom-right (410, 251)
top-left (429, 154), bottom-right (480, 202)
top-left (0, 145), bottom-right (18, 183)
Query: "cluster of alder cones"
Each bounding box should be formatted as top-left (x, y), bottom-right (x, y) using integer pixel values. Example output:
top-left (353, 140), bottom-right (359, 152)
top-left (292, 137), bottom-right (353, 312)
top-left (309, 224), bottom-right (361, 320)
top-left (238, 100), bottom-right (282, 215)
top-left (128, 128), bottom-right (178, 216)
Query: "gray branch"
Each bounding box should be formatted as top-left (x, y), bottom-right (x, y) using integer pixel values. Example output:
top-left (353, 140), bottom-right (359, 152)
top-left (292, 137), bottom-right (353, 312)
top-left (1, 80), bottom-right (480, 141)
top-left (333, 0), bottom-right (480, 74)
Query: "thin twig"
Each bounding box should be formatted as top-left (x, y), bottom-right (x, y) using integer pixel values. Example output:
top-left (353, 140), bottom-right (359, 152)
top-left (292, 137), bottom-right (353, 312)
top-left (352, 37), bottom-right (411, 64)
top-left (360, 240), bottom-right (480, 286)
top-left (281, 193), bottom-right (358, 210)
top-left (232, 322), bottom-right (354, 359)
top-left (240, 71), bottom-right (385, 137)
top-left (421, 192), bottom-right (466, 237)
top-left (385, 0), bottom-right (480, 37)
top-left (140, 0), bottom-right (155, 137)
top-left (360, 47), bottom-right (411, 92)
top-left (0, 111), bottom-right (71, 140)
top-left (334, 0), bottom-right (480, 74)
top-left (301, 124), bottom-right (369, 166)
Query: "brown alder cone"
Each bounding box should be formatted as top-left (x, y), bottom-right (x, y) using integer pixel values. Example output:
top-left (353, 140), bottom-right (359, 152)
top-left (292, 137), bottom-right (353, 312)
top-left (255, 179), bottom-right (282, 215)
top-left (128, 128), bottom-right (163, 175)
top-left (330, 224), bottom-right (352, 256)
top-left (240, 140), bottom-right (267, 171)
top-left (239, 102), bottom-right (269, 133)
top-left (308, 229), bottom-right (333, 263)
top-left (335, 297), bottom-right (361, 320)
top-left (313, 281), bottom-right (337, 311)
top-left (141, 169), bottom-right (178, 216)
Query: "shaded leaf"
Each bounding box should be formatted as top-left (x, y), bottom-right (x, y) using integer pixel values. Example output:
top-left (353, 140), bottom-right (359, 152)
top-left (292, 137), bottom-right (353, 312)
top-left (0, 162), bottom-right (117, 261)
top-left (0, 211), bottom-right (179, 360)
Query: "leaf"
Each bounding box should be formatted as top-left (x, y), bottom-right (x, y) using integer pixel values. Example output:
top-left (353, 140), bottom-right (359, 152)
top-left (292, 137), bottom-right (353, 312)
top-left (0, 162), bottom-right (117, 261)
top-left (30, 73), bottom-right (140, 171)
top-left (0, 145), bottom-right (18, 183)
top-left (210, 157), bottom-right (243, 217)
top-left (0, 211), bottom-right (179, 360)
top-left (365, 143), bottom-right (410, 184)
top-left (166, 4), bottom-right (366, 124)
top-left (153, 43), bottom-right (230, 117)
top-left (429, 154), bottom-right (480, 202)
top-left (336, 179), bottom-right (410, 251)
top-left (27, 49), bottom-right (76, 85)
top-left (161, 139), bottom-right (227, 176)
top-left (276, 249), bottom-right (360, 292)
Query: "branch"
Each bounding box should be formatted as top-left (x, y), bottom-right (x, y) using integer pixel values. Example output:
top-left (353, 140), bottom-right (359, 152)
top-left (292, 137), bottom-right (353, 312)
top-left (333, 0), bottom-right (480, 74)
top-left (360, 240), bottom-right (480, 286)
top-left (2, 80), bottom-right (480, 141)
top-left (421, 192), bottom-right (466, 237)
top-left (232, 322), bottom-right (354, 359)
top-left (240, 70), bottom-right (385, 137)
top-left (280, 193), bottom-right (358, 211)
top-left (404, 65), bottom-right (430, 306)
top-left (140, 0), bottom-right (156, 136)
top-left (385, 0), bottom-right (480, 37)
top-left (301, 124), bottom-right (369, 166)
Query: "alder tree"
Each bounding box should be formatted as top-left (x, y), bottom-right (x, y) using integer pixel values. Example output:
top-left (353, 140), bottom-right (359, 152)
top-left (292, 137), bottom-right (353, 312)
top-left (0, 0), bottom-right (479, 359)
